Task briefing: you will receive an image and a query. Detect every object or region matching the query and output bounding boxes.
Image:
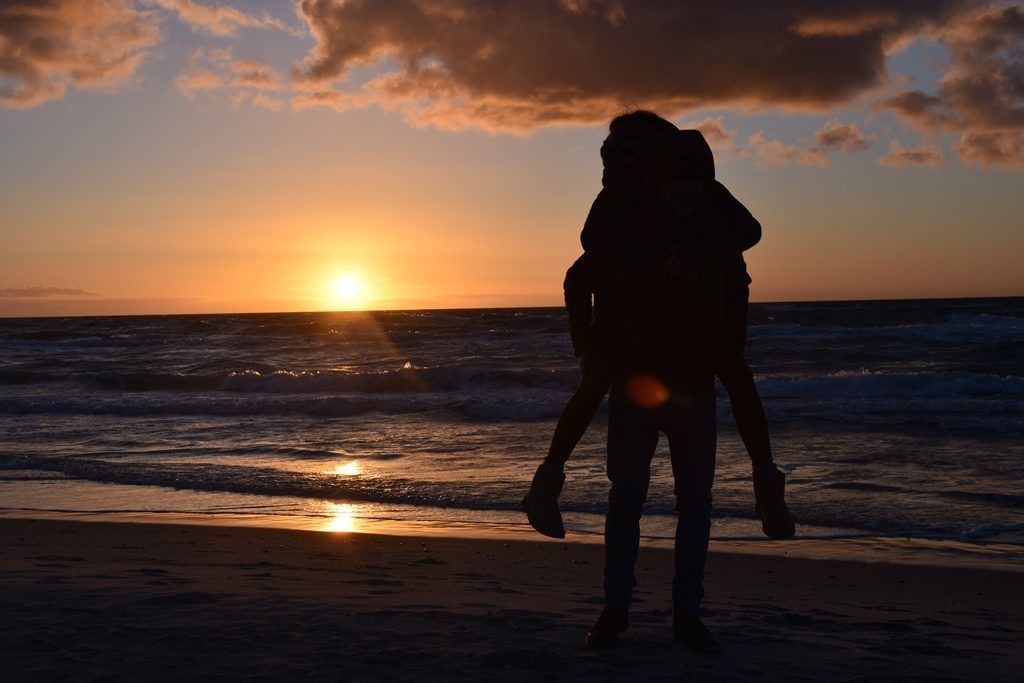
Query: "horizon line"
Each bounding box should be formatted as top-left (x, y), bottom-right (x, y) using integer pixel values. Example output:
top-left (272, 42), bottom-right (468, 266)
top-left (1, 293), bottom-right (1021, 321)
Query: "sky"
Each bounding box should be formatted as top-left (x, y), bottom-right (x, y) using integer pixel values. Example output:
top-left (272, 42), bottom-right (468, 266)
top-left (1, 0), bottom-right (1023, 317)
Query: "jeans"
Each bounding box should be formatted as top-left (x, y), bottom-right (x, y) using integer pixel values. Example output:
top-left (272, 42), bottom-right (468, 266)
top-left (603, 382), bottom-right (717, 616)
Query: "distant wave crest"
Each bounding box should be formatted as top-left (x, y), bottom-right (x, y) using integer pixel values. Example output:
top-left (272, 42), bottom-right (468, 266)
top-left (757, 370), bottom-right (1024, 399)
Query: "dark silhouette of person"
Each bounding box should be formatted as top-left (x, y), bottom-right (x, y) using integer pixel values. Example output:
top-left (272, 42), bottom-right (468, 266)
top-left (522, 111), bottom-right (793, 651)
top-left (524, 116), bottom-right (793, 538)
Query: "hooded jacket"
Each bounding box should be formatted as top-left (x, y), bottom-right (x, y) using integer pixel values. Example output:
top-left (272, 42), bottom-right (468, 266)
top-left (564, 130), bottom-right (761, 364)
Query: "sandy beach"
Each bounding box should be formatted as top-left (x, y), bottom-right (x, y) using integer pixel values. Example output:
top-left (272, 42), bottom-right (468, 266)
top-left (1, 518), bottom-right (1021, 682)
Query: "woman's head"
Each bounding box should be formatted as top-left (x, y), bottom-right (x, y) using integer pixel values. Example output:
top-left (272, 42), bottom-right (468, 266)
top-left (608, 110), bottom-right (678, 137)
top-left (601, 110), bottom-right (678, 191)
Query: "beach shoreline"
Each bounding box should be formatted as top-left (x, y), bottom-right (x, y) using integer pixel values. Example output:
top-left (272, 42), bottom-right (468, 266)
top-left (2, 517), bottom-right (1021, 681)
top-left (3, 501), bottom-right (1023, 573)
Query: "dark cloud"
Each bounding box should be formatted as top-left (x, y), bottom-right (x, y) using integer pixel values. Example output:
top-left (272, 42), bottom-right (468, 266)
top-left (0, 0), bottom-right (159, 108)
top-left (292, 0), bottom-right (969, 132)
top-left (815, 120), bottom-right (875, 150)
top-left (883, 90), bottom-right (961, 128)
top-left (0, 286), bottom-right (98, 298)
top-left (5, 0), bottom-right (1020, 173)
top-left (882, 3), bottom-right (1024, 167)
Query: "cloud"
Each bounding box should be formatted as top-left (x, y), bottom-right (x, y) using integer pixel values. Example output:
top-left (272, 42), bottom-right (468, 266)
top-left (0, 0), bottom-right (160, 108)
top-left (142, 0), bottom-right (291, 37)
top-left (878, 139), bottom-right (947, 167)
top-left (882, 90), bottom-right (961, 129)
top-left (0, 286), bottom-right (98, 298)
top-left (1, 1), bottom-right (299, 110)
top-left (231, 59), bottom-right (279, 89)
top-left (681, 116), bottom-right (734, 149)
top-left (745, 132), bottom-right (830, 168)
top-left (815, 120), bottom-right (875, 151)
top-left (791, 10), bottom-right (903, 38)
top-left (176, 49), bottom-right (225, 100)
top-left (291, 0), bottom-right (968, 132)
top-left (684, 116), bottom-right (836, 168)
top-left (954, 130), bottom-right (1024, 169)
top-left (6, 0), bottom-right (1018, 174)
top-left (249, 92), bottom-right (284, 111)
top-left (881, 3), bottom-right (1024, 167)
top-left (175, 48), bottom-right (281, 103)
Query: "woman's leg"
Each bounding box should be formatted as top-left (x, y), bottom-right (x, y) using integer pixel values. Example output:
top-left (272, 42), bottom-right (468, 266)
top-left (524, 352), bottom-right (611, 539)
top-left (544, 355), bottom-right (612, 468)
top-left (717, 282), bottom-right (773, 468)
top-left (717, 283), bottom-right (794, 537)
top-left (716, 351), bottom-right (773, 468)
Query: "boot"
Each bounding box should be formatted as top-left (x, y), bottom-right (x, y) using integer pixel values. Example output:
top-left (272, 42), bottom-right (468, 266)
top-left (522, 463), bottom-right (566, 539)
top-left (753, 466), bottom-right (795, 539)
top-left (673, 615), bottom-right (721, 653)
top-left (586, 606), bottom-right (628, 648)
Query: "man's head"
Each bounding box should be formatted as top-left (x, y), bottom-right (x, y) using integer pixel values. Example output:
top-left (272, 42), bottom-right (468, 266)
top-left (660, 129), bottom-right (715, 216)
top-left (673, 129), bottom-right (715, 183)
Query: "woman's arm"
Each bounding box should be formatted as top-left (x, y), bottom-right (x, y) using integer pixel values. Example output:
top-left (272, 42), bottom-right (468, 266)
top-left (710, 181), bottom-right (761, 253)
top-left (564, 254), bottom-right (596, 357)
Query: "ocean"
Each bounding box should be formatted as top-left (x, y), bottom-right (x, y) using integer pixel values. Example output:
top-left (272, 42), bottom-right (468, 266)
top-left (1, 297), bottom-right (1022, 551)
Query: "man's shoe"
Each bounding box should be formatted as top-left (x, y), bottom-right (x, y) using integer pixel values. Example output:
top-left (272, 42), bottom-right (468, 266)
top-left (522, 463), bottom-right (566, 539)
top-left (586, 607), bottom-right (628, 648)
top-left (673, 615), bottom-right (721, 654)
top-left (753, 466), bottom-right (795, 539)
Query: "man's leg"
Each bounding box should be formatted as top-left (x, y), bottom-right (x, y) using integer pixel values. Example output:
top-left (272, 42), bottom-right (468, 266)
top-left (603, 386), bottom-right (659, 610)
top-left (587, 386), bottom-right (658, 647)
top-left (664, 391), bottom-right (717, 617)
top-left (663, 390), bottom-right (723, 653)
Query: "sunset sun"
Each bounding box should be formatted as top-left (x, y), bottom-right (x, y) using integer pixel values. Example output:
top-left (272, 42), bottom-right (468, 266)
top-left (329, 274), bottom-right (365, 309)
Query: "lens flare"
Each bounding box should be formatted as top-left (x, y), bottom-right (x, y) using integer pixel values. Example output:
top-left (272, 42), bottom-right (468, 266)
top-left (626, 374), bottom-right (669, 408)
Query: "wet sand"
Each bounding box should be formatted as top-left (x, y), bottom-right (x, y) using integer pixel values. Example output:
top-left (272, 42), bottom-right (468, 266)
top-left (1, 518), bottom-right (1021, 681)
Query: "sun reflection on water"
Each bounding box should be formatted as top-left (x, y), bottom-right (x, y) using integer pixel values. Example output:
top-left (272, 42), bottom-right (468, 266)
top-left (324, 503), bottom-right (358, 533)
top-left (330, 460), bottom-right (362, 476)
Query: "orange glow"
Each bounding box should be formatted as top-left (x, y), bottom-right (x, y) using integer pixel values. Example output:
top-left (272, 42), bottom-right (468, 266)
top-left (626, 374), bottom-right (669, 409)
top-left (328, 274), bottom-right (366, 310)
top-left (329, 460), bottom-right (362, 476)
top-left (3, 91), bottom-right (1021, 319)
top-left (324, 503), bottom-right (358, 533)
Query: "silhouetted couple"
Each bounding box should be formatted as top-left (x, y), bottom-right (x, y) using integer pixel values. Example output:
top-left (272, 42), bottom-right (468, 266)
top-left (522, 110), bottom-right (794, 652)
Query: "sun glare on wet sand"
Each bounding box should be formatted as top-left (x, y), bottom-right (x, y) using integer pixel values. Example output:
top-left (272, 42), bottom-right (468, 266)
top-left (324, 503), bottom-right (358, 533)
